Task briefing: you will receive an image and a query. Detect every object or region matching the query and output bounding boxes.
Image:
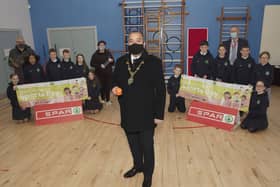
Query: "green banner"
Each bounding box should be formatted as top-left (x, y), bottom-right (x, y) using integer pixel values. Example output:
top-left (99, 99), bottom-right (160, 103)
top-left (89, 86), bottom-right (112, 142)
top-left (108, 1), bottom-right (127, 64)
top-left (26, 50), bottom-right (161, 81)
top-left (179, 75), bottom-right (253, 112)
top-left (16, 78), bottom-right (88, 107)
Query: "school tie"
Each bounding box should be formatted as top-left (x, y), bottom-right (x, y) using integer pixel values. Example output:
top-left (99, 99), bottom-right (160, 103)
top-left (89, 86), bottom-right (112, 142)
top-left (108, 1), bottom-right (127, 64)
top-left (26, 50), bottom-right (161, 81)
top-left (230, 40), bottom-right (237, 65)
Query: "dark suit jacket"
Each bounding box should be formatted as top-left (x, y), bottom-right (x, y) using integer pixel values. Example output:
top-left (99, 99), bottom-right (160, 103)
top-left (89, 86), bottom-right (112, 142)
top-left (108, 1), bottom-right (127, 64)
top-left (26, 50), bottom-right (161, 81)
top-left (112, 51), bottom-right (166, 132)
top-left (222, 38), bottom-right (249, 59)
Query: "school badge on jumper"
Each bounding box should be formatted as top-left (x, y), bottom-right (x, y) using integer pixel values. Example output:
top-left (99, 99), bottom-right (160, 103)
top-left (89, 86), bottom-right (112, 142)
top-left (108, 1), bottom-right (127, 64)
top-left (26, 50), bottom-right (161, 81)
top-left (248, 64), bottom-right (251, 68)
top-left (265, 71), bottom-right (270, 76)
top-left (205, 60), bottom-right (209, 64)
top-left (257, 100), bottom-right (260, 105)
top-left (37, 68), bottom-right (40, 72)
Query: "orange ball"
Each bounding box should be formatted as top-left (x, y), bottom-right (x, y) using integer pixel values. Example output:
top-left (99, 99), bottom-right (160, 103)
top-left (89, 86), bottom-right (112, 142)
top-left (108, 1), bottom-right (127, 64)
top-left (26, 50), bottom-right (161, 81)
top-left (116, 87), bottom-right (123, 96)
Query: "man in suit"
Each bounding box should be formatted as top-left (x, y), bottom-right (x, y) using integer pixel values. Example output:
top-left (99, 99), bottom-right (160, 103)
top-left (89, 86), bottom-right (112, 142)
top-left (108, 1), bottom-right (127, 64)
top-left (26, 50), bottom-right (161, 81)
top-left (112, 32), bottom-right (166, 187)
top-left (222, 26), bottom-right (249, 66)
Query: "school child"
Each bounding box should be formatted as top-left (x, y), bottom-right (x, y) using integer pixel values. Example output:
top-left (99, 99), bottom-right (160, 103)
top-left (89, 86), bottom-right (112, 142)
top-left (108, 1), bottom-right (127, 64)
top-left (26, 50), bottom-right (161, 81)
top-left (23, 53), bottom-right (45, 83)
top-left (167, 65), bottom-right (186, 113)
top-left (6, 73), bottom-right (31, 123)
top-left (253, 51), bottom-right (274, 100)
top-left (232, 46), bottom-right (255, 85)
top-left (84, 70), bottom-right (103, 114)
top-left (61, 49), bottom-right (78, 80)
top-left (191, 40), bottom-right (215, 79)
top-left (45, 48), bottom-right (62, 81)
top-left (241, 80), bottom-right (269, 132)
top-left (76, 53), bottom-right (89, 78)
top-left (213, 44), bottom-right (232, 83)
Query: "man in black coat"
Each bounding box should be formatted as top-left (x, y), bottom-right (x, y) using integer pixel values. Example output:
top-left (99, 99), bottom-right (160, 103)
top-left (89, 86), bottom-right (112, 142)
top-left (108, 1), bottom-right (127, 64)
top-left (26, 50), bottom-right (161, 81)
top-left (8, 36), bottom-right (35, 83)
top-left (112, 32), bottom-right (166, 187)
top-left (222, 26), bottom-right (249, 66)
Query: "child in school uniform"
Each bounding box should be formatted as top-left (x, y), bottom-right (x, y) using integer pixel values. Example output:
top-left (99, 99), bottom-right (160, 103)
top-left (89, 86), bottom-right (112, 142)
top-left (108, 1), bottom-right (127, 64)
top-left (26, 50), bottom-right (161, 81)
top-left (23, 53), bottom-right (45, 83)
top-left (6, 73), bottom-right (31, 123)
top-left (253, 51), bottom-right (274, 100)
top-left (241, 80), bottom-right (269, 133)
top-left (213, 44), bottom-right (232, 83)
top-left (45, 48), bottom-right (63, 81)
top-left (61, 49), bottom-right (78, 80)
top-left (76, 53), bottom-right (89, 78)
top-left (84, 70), bottom-right (103, 114)
top-left (191, 40), bottom-right (215, 79)
top-left (167, 65), bottom-right (186, 113)
top-left (232, 46), bottom-right (255, 85)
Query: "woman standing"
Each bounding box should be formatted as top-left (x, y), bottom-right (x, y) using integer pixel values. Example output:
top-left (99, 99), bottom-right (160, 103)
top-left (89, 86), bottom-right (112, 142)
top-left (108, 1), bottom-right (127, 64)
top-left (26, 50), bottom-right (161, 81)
top-left (90, 40), bottom-right (114, 104)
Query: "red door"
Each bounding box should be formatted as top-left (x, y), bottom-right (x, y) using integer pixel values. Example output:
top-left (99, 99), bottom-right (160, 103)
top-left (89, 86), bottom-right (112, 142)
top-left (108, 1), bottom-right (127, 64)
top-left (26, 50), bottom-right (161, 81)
top-left (187, 28), bottom-right (208, 75)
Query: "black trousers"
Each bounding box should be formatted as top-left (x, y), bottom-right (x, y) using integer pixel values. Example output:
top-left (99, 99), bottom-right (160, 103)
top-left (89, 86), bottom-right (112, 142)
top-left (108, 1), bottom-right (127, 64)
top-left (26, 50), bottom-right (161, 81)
top-left (124, 128), bottom-right (155, 180)
top-left (168, 95), bottom-right (186, 113)
top-left (99, 74), bottom-right (112, 102)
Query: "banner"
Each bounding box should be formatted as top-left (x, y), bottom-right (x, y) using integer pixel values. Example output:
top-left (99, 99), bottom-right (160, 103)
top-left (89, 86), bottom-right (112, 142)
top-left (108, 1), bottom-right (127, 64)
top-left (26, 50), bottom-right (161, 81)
top-left (187, 101), bottom-right (238, 131)
top-left (179, 75), bottom-right (253, 112)
top-left (16, 78), bottom-right (88, 107)
top-left (34, 100), bottom-right (84, 125)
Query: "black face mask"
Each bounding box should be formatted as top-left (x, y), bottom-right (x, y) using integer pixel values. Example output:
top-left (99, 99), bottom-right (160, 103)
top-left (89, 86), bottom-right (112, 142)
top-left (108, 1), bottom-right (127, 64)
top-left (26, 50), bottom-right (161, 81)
top-left (128, 43), bottom-right (144, 55)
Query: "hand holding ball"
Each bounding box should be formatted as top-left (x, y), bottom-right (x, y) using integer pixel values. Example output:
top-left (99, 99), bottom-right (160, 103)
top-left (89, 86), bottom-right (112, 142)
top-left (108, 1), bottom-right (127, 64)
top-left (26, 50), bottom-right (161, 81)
top-left (112, 87), bottom-right (122, 96)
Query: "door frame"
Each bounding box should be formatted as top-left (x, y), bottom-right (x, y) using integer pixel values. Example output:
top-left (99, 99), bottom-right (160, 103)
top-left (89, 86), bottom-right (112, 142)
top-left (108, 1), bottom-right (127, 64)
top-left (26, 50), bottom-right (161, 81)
top-left (46, 26), bottom-right (98, 49)
top-left (0, 28), bottom-right (21, 99)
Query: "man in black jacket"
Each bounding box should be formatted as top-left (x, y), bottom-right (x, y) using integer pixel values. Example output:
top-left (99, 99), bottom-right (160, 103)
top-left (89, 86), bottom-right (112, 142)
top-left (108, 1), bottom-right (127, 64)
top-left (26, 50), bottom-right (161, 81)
top-left (112, 32), bottom-right (166, 187)
top-left (222, 26), bottom-right (249, 66)
top-left (8, 36), bottom-right (35, 83)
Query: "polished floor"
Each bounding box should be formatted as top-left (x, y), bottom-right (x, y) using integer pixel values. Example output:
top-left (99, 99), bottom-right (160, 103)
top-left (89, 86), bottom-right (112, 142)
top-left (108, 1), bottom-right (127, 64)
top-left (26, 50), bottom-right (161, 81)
top-left (0, 87), bottom-right (279, 187)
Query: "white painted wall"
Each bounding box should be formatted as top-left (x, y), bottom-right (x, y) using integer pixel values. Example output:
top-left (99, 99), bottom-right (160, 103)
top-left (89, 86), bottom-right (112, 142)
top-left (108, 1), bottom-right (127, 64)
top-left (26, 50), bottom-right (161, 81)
top-left (260, 5), bottom-right (280, 66)
top-left (0, 0), bottom-right (34, 47)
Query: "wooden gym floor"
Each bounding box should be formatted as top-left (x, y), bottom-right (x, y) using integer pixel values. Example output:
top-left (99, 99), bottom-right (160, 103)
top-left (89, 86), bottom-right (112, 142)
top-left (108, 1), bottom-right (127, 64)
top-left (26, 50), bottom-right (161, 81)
top-left (0, 86), bottom-right (279, 187)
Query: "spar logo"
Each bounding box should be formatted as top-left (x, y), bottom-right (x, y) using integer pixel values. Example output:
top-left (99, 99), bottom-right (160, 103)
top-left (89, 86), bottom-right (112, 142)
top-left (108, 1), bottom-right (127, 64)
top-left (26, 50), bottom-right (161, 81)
top-left (36, 106), bottom-right (82, 120)
top-left (189, 107), bottom-right (235, 125)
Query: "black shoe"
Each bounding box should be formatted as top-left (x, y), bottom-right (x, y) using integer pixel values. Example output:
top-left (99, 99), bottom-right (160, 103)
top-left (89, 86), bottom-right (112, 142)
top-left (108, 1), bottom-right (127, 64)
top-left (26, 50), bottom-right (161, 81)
top-left (240, 123), bottom-right (247, 129)
top-left (123, 167), bottom-right (143, 178)
top-left (142, 178), bottom-right (152, 187)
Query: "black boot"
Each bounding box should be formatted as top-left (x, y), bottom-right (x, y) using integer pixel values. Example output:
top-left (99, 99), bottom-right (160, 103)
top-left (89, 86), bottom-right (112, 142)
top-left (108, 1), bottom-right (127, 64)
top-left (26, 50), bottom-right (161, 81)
top-left (123, 167), bottom-right (143, 178)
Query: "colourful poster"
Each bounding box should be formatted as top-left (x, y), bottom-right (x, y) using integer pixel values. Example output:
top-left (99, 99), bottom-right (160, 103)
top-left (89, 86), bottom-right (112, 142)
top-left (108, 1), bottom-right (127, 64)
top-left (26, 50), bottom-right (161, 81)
top-left (178, 75), bottom-right (253, 112)
top-left (16, 78), bottom-right (88, 107)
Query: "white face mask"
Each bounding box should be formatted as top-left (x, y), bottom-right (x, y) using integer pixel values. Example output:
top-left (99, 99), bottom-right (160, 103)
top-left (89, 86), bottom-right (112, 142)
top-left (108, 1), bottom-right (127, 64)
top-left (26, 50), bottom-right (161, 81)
top-left (230, 32), bottom-right (238, 39)
top-left (200, 51), bottom-right (207, 56)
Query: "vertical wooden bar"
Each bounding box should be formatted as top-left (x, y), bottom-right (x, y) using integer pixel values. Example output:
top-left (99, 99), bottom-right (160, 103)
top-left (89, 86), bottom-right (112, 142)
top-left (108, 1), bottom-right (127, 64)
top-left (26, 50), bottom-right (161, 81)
top-left (180, 0), bottom-right (186, 73)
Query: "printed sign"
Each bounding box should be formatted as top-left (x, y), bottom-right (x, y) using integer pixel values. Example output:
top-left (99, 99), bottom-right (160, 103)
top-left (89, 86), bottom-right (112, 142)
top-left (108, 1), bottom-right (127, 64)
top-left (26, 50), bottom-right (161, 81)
top-left (187, 101), bottom-right (238, 131)
top-left (179, 75), bottom-right (253, 112)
